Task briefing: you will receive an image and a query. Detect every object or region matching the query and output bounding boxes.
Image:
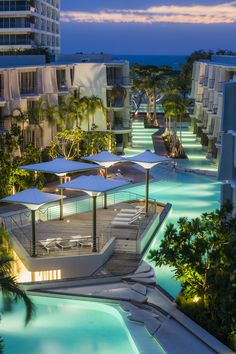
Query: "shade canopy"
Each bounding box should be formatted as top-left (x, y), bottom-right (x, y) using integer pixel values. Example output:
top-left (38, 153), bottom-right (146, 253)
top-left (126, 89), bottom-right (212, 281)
top-left (82, 150), bottom-right (124, 168)
top-left (125, 150), bottom-right (170, 169)
top-left (58, 175), bottom-right (129, 196)
top-left (0, 187), bottom-right (63, 210)
top-left (19, 156), bottom-right (99, 176)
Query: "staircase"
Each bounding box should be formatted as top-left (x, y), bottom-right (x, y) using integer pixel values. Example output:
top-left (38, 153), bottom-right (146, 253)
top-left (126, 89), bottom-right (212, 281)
top-left (125, 120), bottom-right (158, 157)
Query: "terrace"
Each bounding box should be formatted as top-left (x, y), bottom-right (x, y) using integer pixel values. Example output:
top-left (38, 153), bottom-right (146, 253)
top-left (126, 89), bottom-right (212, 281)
top-left (2, 191), bottom-right (162, 279)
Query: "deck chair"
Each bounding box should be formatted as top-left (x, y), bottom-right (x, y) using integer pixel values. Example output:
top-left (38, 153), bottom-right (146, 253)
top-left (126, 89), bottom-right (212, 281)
top-left (55, 238), bottom-right (77, 250)
top-left (111, 213), bottom-right (141, 227)
top-left (39, 238), bottom-right (58, 254)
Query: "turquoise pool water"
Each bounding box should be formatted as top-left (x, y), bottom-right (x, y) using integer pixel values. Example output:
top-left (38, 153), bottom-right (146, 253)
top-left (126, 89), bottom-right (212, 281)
top-left (1, 295), bottom-right (164, 354)
top-left (177, 130), bottom-right (217, 172)
top-left (124, 123), bottom-right (220, 297)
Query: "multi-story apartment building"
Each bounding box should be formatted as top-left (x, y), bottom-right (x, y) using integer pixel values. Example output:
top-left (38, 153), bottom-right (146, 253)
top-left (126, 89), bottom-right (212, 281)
top-left (0, 0), bottom-right (60, 54)
top-left (0, 56), bottom-right (131, 152)
top-left (218, 79), bottom-right (236, 215)
top-left (190, 55), bottom-right (236, 164)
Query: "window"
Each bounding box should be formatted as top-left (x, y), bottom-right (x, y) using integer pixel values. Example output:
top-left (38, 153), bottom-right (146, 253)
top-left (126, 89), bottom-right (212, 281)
top-left (20, 72), bottom-right (37, 94)
top-left (56, 69), bottom-right (66, 91)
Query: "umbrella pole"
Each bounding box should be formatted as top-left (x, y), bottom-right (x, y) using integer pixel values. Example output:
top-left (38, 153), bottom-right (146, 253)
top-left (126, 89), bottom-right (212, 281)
top-left (104, 168), bottom-right (107, 209)
top-left (92, 196), bottom-right (97, 252)
top-left (31, 210), bottom-right (36, 257)
top-left (59, 176), bottom-right (64, 220)
top-left (145, 169), bottom-right (150, 217)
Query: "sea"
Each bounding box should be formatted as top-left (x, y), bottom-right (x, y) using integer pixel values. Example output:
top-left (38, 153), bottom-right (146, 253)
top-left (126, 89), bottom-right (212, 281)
top-left (111, 54), bottom-right (187, 70)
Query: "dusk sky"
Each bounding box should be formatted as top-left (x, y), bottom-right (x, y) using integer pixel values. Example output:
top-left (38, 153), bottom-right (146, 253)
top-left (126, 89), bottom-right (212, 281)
top-left (60, 1), bottom-right (236, 55)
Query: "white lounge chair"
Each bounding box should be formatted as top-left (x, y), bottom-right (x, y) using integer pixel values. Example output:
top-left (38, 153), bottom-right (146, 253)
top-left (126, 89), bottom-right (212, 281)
top-left (111, 214), bottom-right (141, 227)
top-left (39, 238), bottom-right (58, 254)
top-left (56, 238), bottom-right (77, 250)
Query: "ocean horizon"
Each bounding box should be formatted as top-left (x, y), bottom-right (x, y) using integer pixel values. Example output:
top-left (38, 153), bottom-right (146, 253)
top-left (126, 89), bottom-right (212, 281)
top-left (111, 54), bottom-right (187, 70)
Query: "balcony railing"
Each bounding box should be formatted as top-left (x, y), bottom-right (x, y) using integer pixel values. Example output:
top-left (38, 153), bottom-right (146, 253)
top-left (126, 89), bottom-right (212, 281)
top-left (203, 77), bottom-right (209, 86)
top-left (217, 81), bottom-right (225, 93)
top-left (107, 99), bottom-right (124, 108)
top-left (199, 76), bottom-right (205, 85)
top-left (107, 76), bottom-right (131, 86)
top-left (195, 94), bottom-right (203, 103)
top-left (212, 104), bottom-right (218, 115)
top-left (202, 98), bottom-right (209, 107)
top-left (0, 5), bottom-right (31, 11)
top-left (209, 79), bottom-right (215, 89)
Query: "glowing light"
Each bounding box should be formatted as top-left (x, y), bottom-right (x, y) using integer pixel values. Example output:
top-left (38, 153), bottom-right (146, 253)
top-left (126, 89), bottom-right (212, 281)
top-left (193, 296), bottom-right (200, 303)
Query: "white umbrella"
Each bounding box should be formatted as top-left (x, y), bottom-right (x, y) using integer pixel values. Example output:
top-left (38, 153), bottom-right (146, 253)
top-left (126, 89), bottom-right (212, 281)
top-left (19, 156), bottom-right (98, 220)
top-left (125, 150), bottom-right (171, 216)
top-left (0, 187), bottom-right (63, 257)
top-left (82, 150), bottom-right (125, 209)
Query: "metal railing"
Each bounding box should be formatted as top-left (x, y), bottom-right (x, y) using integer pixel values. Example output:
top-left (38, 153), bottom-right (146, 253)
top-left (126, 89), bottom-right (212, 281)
top-left (209, 79), bottom-right (215, 89)
top-left (107, 76), bottom-right (131, 86)
top-left (2, 190), bottom-right (157, 257)
top-left (217, 81), bottom-right (225, 93)
top-left (8, 216), bottom-right (32, 255)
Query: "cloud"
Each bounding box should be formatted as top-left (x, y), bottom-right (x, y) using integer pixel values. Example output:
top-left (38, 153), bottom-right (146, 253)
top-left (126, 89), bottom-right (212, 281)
top-left (61, 2), bottom-right (236, 25)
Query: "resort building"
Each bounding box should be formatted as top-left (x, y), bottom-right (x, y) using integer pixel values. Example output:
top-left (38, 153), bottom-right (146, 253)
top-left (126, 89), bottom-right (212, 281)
top-left (0, 55), bottom-right (131, 151)
top-left (190, 55), bottom-right (236, 164)
top-left (0, 0), bottom-right (60, 54)
top-left (218, 78), bottom-right (236, 216)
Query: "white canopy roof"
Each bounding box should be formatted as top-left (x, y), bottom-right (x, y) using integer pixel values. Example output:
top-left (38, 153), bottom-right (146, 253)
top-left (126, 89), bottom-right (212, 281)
top-left (82, 150), bottom-right (124, 168)
top-left (58, 175), bottom-right (129, 196)
top-left (125, 150), bottom-right (170, 169)
top-left (0, 187), bottom-right (63, 210)
top-left (19, 156), bottom-right (99, 176)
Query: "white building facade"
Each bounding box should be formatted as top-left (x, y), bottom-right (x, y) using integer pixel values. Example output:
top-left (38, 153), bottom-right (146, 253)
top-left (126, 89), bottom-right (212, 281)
top-left (0, 0), bottom-right (60, 53)
top-left (190, 55), bottom-right (236, 164)
top-left (0, 58), bottom-right (131, 151)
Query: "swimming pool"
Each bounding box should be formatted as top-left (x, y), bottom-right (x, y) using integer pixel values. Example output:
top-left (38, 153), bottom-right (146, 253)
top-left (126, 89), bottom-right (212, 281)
top-left (1, 294), bottom-right (165, 354)
top-left (129, 166), bottom-right (221, 297)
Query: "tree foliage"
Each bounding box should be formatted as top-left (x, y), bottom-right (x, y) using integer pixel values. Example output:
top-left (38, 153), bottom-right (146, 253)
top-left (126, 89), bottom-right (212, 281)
top-left (0, 228), bottom-right (35, 352)
top-left (0, 125), bottom-right (44, 197)
top-left (49, 126), bottom-right (115, 160)
top-left (148, 203), bottom-right (236, 350)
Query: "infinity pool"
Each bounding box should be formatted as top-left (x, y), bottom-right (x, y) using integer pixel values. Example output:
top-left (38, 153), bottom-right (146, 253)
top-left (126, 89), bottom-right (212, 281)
top-left (1, 294), bottom-right (164, 354)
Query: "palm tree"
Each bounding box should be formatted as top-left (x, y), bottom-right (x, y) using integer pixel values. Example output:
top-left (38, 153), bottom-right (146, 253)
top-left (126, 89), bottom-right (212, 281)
top-left (41, 101), bottom-right (59, 140)
top-left (163, 94), bottom-right (188, 156)
top-left (79, 95), bottom-right (105, 132)
top-left (58, 95), bottom-right (77, 130)
top-left (107, 86), bottom-right (127, 131)
top-left (27, 98), bottom-right (47, 147)
top-left (0, 228), bottom-right (34, 352)
top-left (10, 108), bottom-right (29, 150)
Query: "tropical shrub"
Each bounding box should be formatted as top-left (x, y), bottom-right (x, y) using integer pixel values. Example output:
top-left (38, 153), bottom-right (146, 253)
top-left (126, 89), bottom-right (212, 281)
top-left (148, 203), bottom-right (236, 350)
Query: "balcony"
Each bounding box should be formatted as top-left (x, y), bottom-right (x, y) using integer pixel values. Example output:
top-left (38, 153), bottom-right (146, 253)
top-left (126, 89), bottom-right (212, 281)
top-left (209, 79), bottom-right (215, 89)
top-left (107, 99), bottom-right (125, 109)
top-left (203, 77), bottom-right (209, 86)
top-left (217, 81), bottom-right (225, 93)
top-left (195, 94), bottom-right (203, 103)
top-left (212, 104), bottom-right (218, 115)
top-left (106, 76), bottom-right (131, 87)
top-left (202, 98), bottom-right (209, 108)
top-left (199, 76), bottom-right (205, 85)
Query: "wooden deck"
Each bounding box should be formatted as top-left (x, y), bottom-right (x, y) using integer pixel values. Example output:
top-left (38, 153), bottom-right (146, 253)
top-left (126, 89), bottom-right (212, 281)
top-left (12, 201), bottom-right (161, 258)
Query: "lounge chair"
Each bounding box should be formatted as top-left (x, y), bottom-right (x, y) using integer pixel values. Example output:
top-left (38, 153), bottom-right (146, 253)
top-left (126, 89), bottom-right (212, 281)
top-left (119, 206), bottom-right (144, 214)
top-left (116, 206), bottom-right (145, 219)
top-left (39, 238), bottom-right (58, 254)
top-left (78, 237), bottom-right (93, 248)
top-left (71, 235), bottom-right (92, 246)
top-left (55, 238), bottom-right (77, 250)
top-left (111, 214), bottom-right (141, 227)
